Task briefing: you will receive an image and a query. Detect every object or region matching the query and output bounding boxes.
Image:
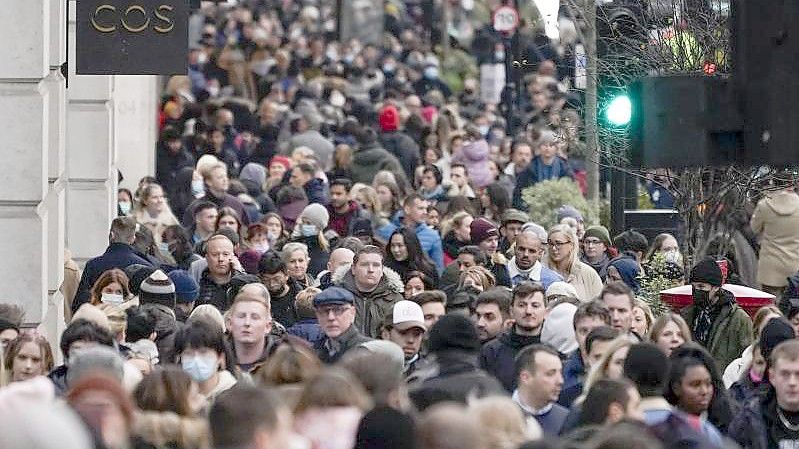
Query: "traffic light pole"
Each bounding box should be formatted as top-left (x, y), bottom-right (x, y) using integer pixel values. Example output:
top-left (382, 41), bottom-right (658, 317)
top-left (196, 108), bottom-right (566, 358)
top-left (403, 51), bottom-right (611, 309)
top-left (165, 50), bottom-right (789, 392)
top-left (583, 0), bottom-right (600, 205)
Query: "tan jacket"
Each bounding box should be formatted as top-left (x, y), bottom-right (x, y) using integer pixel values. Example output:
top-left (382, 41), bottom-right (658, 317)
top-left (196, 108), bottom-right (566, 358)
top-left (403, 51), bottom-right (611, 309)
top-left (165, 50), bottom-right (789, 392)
top-left (751, 190), bottom-right (799, 287)
top-left (62, 249), bottom-right (81, 322)
top-left (547, 259), bottom-right (604, 302)
top-left (133, 208), bottom-right (180, 244)
top-left (133, 411), bottom-right (210, 449)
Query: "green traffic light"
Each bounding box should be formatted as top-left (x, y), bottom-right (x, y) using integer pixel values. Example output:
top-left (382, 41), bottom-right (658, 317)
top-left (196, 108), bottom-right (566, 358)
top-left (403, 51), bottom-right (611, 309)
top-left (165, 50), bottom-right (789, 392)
top-left (606, 95), bottom-right (632, 126)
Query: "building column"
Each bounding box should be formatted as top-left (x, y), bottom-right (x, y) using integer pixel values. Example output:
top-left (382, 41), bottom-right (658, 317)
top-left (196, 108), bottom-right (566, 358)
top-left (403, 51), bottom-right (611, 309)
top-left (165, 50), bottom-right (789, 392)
top-left (115, 75), bottom-right (160, 193)
top-left (0, 0), bottom-right (66, 345)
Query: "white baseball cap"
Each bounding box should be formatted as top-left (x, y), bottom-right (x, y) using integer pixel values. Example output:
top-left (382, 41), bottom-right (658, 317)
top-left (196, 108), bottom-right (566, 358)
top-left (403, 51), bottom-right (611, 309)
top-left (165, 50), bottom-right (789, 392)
top-left (392, 300), bottom-right (427, 331)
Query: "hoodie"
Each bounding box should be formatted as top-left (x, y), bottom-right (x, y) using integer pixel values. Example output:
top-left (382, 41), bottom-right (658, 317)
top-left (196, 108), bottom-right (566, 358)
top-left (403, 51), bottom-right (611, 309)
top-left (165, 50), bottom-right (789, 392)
top-left (333, 265), bottom-right (405, 338)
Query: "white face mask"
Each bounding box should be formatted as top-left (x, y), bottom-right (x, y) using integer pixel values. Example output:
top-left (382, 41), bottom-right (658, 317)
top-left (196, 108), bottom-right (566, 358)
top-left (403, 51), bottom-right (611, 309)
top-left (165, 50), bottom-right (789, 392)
top-left (101, 292), bottom-right (124, 306)
top-left (118, 201), bottom-right (132, 215)
top-left (664, 250), bottom-right (683, 266)
top-left (191, 180), bottom-right (205, 196)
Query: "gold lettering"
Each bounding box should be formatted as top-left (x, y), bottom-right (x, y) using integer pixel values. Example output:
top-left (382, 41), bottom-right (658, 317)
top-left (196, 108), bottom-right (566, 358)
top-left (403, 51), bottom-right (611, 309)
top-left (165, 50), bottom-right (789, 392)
top-left (122, 5), bottom-right (150, 33)
top-left (90, 4), bottom-right (117, 33)
top-left (153, 5), bottom-right (175, 33)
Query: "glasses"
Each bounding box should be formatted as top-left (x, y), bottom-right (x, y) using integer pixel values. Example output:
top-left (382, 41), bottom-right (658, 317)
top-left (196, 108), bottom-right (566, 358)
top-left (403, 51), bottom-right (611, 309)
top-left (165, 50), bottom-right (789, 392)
top-left (547, 240), bottom-right (572, 249)
top-left (583, 239), bottom-right (603, 246)
top-left (316, 305), bottom-right (350, 317)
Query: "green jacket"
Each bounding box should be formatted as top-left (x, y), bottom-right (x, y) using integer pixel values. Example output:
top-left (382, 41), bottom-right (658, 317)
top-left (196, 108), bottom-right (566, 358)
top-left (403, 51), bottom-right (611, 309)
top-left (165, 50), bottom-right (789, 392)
top-left (333, 265), bottom-right (405, 338)
top-left (681, 289), bottom-right (753, 372)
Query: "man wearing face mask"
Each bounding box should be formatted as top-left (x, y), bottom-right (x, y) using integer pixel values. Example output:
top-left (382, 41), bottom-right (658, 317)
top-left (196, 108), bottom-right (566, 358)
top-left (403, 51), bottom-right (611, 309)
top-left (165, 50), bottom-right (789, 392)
top-left (414, 62), bottom-right (452, 98)
top-left (681, 259), bottom-right (753, 371)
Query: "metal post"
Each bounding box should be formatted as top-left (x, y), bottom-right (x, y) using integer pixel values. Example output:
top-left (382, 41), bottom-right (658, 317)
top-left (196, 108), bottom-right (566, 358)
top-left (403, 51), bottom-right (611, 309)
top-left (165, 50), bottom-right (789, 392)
top-left (584, 0), bottom-right (600, 205)
top-left (610, 166), bottom-right (625, 235)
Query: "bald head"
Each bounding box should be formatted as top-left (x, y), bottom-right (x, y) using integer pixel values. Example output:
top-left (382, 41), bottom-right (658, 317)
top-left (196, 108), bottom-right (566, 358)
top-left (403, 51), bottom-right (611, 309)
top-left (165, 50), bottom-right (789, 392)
top-left (514, 232), bottom-right (544, 270)
top-left (328, 247), bottom-right (355, 273)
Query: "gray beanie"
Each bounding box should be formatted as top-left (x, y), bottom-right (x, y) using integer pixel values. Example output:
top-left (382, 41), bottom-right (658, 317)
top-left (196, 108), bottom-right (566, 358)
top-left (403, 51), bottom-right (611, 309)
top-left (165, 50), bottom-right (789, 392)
top-left (300, 203), bottom-right (330, 230)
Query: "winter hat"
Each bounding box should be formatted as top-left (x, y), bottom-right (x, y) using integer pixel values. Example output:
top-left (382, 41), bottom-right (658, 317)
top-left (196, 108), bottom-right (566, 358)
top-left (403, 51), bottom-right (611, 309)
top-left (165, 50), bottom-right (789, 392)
top-left (689, 259), bottom-right (723, 287)
top-left (545, 281), bottom-right (580, 301)
top-left (125, 264), bottom-right (156, 296)
top-left (427, 314), bottom-right (481, 354)
top-left (238, 249), bottom-right (262, 275)
top-left (166, 270), bottom-right (199, 304)
top-left (71, 304), bottom-right (111, 332)
top-left (139, 270), bottom-right (176, 308)
top-left (556, 205), bottom-right (583, 223)
top-left (760, 317), bottom-right (796, 365)
top-left (608, 257), bottom-right (642, 294)
top-left (584, 225), bottom-right (612, 247)
top-left (378, 105), bottom-right (400, 132)
top-left (623, 343), bottom-right (670, 397)
top-left (300, 203), bottom-right (330, 230)
top-left (355, 406), bottom-right (416, 449)
top-left (269, 155), bottom-right (292, 172)
top-left (541, 302), bottom-right (578, 354)
top-left (470, 218), bottom-right (499, 245)
top-left (351, 218), bottom-right (374, 237)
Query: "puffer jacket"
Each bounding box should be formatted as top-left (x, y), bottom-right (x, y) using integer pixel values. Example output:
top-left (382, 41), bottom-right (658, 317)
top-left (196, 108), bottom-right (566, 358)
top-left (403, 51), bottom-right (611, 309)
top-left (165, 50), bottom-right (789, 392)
top-left (133, 411), bottom-right (209, 449)
top-left (681, 288), bottom-right (753, 371)
top-left (333, 265), bottom-right (404, 338)
top-left (350, 142), bottom-right (407, 186)
top-left (452, 139), bottom-right (492, 188)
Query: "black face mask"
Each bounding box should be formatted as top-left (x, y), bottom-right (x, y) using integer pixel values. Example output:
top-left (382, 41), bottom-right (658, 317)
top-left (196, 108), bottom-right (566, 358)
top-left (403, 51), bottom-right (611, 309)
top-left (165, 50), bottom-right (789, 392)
top-left (693, 288), bottom-right (712, 308)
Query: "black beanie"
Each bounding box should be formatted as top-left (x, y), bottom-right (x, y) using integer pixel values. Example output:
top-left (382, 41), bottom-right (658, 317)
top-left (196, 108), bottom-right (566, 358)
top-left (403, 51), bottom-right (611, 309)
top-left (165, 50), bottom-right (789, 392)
top-left (689, 259), bottom-right (723, 287)
top-left (623, 343), bottom-right (671, 398)
top-left (125, 264), bottom-right (156, 296)
top-left (427, 314), bottom-right (481, 353)
top-left (355, 406), bottom-right (416, 449)
top-left (760, 317), bottom-right (796, 364)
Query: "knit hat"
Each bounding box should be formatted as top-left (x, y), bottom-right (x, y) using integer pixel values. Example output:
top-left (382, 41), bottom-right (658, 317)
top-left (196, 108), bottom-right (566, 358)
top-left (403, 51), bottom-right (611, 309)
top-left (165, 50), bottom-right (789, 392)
top-left (166, 270), bottom-right (199, 304)
top-left (427, 314), bottom-right (481, 353)
top-left (583, 225), bottom-right (611, 247)
top-left (689, 259), bottom-right (723, 287)
top-left (238, 249), bottom-right (262, 275)
top-left (541, 302), bottom-right (578, 354)
top-left (269, 155), bottom-right (292, 172)
top-left (760, 317), bottom-right (796, 364)
top-left (545, 281), bottom-right (579, 301)
top-left (470, 217), bottom-right (499, 245)
top-left (378, 105), bottom-right (400, 132)
top-left (300, 203), bottom-right (330, 230)
top-left (351, 218), bottom-right (374, 237)
top-left (124, 264), bottom-right (156, 296)
top-left (355, 406), bottom-right (416, 449)
top-left (139, 270), bottom-right (176, 307)
top-left (556, 205), bottom-right (583, 223)
top-left (623, 343), bottom-right (670, 397)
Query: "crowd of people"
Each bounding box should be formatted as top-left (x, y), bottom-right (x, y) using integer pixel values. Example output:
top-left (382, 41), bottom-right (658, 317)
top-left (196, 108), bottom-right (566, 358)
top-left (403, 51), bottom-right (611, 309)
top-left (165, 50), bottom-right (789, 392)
top-left (4, 1), bottom-right (799, 449)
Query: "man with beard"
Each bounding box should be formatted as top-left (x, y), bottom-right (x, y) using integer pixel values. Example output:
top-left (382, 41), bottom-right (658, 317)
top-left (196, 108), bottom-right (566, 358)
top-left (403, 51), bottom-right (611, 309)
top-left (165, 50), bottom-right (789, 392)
top-left (480, 282), bottom-right (548, 391)
top-left (257, 251), bottom-right (301, 327)
top-left (473, 288), bottom-right (511, 344)
top-left (507, 231), bottom-right (562, 288)
top-left (326, 178), bottom-right (369, 237)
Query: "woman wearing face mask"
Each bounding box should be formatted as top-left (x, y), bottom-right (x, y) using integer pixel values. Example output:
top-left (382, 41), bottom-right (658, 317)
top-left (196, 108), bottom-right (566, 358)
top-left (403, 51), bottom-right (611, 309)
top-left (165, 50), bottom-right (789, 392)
top-left (89, 269), bottom-right (132, 308)
top-left (174, 320), bottom-right (238, 406)
top-left (262, 212), bottom-right (290, 250)
top-left (118, 188), bottom-right (134, 217)
top-left (133, 183), bottom-right (180, 246)
top-left (289, 204), bottom-right (331, 278)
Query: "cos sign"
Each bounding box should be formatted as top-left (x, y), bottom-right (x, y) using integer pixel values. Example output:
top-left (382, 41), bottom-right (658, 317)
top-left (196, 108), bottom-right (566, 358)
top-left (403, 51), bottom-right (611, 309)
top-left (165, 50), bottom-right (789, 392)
top-left (77, 0), bottom-right (189, 75)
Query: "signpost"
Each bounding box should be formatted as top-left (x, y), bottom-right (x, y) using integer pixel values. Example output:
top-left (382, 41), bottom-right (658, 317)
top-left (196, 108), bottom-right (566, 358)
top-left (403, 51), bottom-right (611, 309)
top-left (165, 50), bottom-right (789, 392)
top-left (76, 0), bottom-right (189, 75)
top-left (492, 5), bottom-right (519, 33)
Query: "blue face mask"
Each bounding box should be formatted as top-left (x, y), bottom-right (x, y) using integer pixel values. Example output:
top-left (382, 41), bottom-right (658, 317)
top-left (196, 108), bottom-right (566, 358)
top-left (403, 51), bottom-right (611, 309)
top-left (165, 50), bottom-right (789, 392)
top-left (191, 180), bottom-right (205, 196)
top-left (424, 66), bottom-right (439, 79)
top-left (182, 354), bottom-right (218, 382)
top-left (157, 242), bottom-right (170, 254)
top-left (301, 224), bottom-right (318, 237)
top-left (118, 201), bottom-right (132, 215)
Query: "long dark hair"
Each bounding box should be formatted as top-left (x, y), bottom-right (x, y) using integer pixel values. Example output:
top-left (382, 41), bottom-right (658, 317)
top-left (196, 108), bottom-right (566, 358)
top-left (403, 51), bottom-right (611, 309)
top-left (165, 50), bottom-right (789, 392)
top-left (666, 343), bottom-right (736, 433)
top-left (386, 228), bottom-right (437, 280)
top-left (162, 225), bottom-right (194, 266)
top-left (484, 182), bottom-right (511, 217)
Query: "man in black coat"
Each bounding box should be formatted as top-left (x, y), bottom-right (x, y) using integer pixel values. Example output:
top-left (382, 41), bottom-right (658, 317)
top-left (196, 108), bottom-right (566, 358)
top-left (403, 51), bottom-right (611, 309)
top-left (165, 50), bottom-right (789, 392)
top-left (73, 217), bottom-right (152, 312)
top-left (155, 127), bottom-right (195, 195)
top-left (314, 287), bottom-right (372, 364)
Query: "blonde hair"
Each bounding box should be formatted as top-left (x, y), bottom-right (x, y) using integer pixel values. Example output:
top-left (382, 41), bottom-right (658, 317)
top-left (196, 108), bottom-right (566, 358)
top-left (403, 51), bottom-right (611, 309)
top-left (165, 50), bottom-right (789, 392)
top-left (580, 335), bottom-right (635, 404)
top-left (633, 299), bottom-right (654, 334)
top-left (352, 184), bottom-right (381, 217)
top-left (469, 397), bottom-right (539, 449)
top-left (439, 211), bottom-right (472, 240)
top-left (294, 368), bottom-right (372, 414)
top-left (648, 313), bottom-right (692, 346)
top-left (188, 304), bottom-right (227, 333)
top-left (546, 224), bottom-right (579, 272)
top-left (255, 342), bottom-right (322, 387)
top-left (458, 266), bottom-right (496, 291)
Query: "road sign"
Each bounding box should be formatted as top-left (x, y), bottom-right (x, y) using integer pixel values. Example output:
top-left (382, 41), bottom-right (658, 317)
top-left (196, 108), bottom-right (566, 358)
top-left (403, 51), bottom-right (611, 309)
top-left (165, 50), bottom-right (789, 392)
top-left (493, 6), bottom-right (519, 33)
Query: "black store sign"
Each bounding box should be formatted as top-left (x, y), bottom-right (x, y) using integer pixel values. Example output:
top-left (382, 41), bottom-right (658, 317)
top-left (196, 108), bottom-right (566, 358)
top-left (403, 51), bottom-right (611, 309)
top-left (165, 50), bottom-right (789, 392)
top-left (77, 0), bottom-right (188, 75)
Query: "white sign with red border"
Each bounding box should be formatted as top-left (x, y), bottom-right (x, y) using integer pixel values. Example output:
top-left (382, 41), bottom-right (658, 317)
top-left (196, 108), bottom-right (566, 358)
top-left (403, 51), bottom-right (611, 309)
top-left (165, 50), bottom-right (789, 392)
top-left (493, 5), bottom-right (520, 33)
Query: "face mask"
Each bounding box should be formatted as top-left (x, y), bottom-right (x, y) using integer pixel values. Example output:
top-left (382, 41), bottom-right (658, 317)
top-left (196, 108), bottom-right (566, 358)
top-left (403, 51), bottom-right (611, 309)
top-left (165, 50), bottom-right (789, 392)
top-left (118, 201), bottom-right (132, 215)
top-left (253, 242), bottom-right (270, 253)
top-left (477, 125), bottom-right (490, 136)
top-left (495, 51), bottom-right (505, 61)
top-left (383, 63), bottom-right (395, 74)
top-left (251, 60), bottom-right (272, 77)
top-left (157, 242), bottom-right (170, 254)
top-left (207, 86), bottom-right (220, 97)
top-left (424, 67), bottom-right (439, 79)
top-left (182, 354), bottom-right (218, 382)
top-left (196, 52), bottom-right (208, 65)
top-left (664, 250), bottom-right (683, 265)
top-left (101, 293), bottom-right (124, 306)
top-left (330, 90), bottom-right (345, 108)
top-left (267, 231), bottom-right (280, 241)
top-left (692, 288), bottom-right (712, 308)
top-left (301, 224), bottom-right (318, 237)
top-left (191, 180), bottom-right (205, 196)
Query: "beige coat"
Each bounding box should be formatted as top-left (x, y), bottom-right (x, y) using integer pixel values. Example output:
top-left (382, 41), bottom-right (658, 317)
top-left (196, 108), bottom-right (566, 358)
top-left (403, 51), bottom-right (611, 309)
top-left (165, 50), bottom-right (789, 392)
top-left (133, 208), bottom-right (180, 244)
top-left (751, 190), bottom-right (799, 287)
top-left (547, 259), bottom-right (604, 302)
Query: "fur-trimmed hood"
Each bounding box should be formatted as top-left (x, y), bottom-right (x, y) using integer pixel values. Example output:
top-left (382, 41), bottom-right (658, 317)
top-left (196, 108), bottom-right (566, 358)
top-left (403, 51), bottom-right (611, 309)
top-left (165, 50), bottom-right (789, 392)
top-left (331, 264), bottom-right (404, 296)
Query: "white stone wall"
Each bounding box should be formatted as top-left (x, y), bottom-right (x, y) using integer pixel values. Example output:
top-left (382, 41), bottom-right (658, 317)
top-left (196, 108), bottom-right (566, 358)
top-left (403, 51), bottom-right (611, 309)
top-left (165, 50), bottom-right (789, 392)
top-left (115, 76), bottom-right (159, 193)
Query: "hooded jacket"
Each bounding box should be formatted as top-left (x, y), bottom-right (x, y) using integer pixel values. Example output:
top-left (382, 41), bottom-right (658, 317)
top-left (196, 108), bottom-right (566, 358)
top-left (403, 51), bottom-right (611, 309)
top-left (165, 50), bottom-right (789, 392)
top-left (333, 265), bottom-right (405, 338)
top-left (378, 213), bottom-right (445, 273)
top-left (479, 327), bottom-right (542, 392)
top-left (452, 139), bottom-right (493, 188)
top-left (750, 190), bottom-right (799, 287)
top-left (681, 288), bottom-right (753, 371)
top-left (350, 141), bottom-right (407, 186)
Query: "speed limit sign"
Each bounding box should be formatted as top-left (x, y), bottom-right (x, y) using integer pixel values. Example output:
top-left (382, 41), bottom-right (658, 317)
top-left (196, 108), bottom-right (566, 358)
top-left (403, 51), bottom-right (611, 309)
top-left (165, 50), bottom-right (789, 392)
top-left (493, 5), bottom-right (519, 33)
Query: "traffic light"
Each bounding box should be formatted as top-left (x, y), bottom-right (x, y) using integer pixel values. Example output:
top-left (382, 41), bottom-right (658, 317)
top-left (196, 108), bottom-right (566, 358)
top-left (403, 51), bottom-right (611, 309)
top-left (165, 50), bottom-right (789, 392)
top-left (605, 94), bottom-right (632, 127)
